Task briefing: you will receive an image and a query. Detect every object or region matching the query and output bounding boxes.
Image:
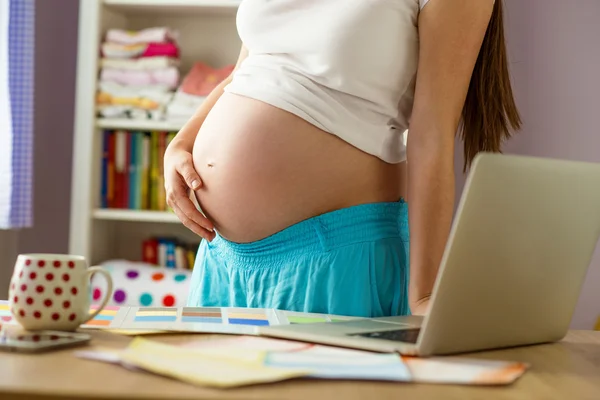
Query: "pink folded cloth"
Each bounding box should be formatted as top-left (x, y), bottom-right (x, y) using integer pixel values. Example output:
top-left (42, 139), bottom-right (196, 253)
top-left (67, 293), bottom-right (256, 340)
top-left (105, 27), bottom-right (178, 45)
top-left (101, 42), bottom-right (180, 59)
top-left (100, 67), bottom-right (180, 89)
top-left (179, 62), bottom-right (235, 97)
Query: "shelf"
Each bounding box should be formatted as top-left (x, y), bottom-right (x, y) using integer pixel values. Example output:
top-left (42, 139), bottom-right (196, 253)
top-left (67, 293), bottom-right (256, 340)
top-left (93, 209), bottom-right (182, 223)
top-left (96, 119), bottom-right (184, 132)
top-left (102, 0), bottom-right (242, 15)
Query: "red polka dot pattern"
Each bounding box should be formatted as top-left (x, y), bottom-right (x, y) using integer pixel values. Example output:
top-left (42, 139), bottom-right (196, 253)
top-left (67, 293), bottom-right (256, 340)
top-left (163, 294), bottom-right (175, 307)
top-left (11, 257), bottom-right (92, 330)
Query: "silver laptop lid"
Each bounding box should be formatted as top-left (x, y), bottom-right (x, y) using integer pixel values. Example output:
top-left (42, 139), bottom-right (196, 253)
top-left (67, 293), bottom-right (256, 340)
top-left (417, 153), bottom-right (600, 356)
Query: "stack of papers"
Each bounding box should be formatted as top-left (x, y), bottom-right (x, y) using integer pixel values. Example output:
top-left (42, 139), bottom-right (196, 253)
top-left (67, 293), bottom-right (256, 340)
top-left (76, 336), bottom-right (528, 388)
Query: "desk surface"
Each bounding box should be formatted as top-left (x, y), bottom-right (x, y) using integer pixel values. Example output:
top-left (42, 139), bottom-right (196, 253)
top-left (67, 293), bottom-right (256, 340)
top-left (1, 330), bottom-right (599, 400)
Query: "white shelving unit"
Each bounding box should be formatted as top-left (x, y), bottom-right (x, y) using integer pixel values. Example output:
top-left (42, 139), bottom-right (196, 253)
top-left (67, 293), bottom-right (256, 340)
top-left (92, 209), bottom-right (181, 223)
top-left (95, 118), bottom-right (185, 132)
top-left (69, 0), bottom-right (241, 264)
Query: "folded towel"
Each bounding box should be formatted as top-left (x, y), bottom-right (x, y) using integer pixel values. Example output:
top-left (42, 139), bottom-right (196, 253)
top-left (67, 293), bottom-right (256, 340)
top-left (102, 42), bottom-right (180, 59)
top-left (99, 56), bottom-right (180, 70)
top-left (100, 67), bottom-right (180, 89)
top-left (106, 27), bottom-right (178, 45)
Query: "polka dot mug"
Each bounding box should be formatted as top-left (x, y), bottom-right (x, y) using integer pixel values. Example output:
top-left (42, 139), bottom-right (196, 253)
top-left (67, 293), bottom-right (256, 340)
top-left (8, 254), bottom-right (113, 331)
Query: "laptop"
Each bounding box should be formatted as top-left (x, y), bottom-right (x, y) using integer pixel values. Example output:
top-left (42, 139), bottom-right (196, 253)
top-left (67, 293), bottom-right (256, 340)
top-left (259, 153), bottom-right (600, 356)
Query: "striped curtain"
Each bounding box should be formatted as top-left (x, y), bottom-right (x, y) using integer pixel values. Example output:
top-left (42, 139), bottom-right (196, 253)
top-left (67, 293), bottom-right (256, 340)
top-left (0, 0), bottom-right (34, 229)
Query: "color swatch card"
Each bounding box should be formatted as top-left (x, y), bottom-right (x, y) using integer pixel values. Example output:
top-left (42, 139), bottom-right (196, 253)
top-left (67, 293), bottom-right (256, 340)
top-left (0, 301), bottom-right (361, 335)
top-left (0, 302), bottom-right (12, 324)
top-left (83, 305), bottom-right (130, 328)
top-left (116, 307), bottom-right (361, 335)
top-left (0, 301), bottom-right (129, 329)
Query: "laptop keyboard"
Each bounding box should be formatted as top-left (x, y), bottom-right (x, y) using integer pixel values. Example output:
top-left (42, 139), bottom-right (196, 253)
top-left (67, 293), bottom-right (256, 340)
top-left (349, 328), bottom-right (421, 344)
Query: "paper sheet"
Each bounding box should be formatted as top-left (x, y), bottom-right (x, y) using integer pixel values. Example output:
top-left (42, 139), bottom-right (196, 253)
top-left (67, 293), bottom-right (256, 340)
top-left (119, 338), bottom-right (309, 388)
top-left (402, 356), bottom-right (529, 385)
top-left (184, 336), bottom-right (412, 382)
top-left (186, 336), bottom-right (528, 385)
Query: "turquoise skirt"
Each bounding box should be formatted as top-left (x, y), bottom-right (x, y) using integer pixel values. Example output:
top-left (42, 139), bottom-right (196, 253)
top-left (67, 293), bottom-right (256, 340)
top-left (187, 201), bottom-right (410, 317)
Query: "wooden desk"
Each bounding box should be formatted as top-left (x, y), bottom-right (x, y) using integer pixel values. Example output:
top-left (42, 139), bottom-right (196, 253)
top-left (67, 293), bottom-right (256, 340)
top-left (1, 330), bottom-right (599, 400)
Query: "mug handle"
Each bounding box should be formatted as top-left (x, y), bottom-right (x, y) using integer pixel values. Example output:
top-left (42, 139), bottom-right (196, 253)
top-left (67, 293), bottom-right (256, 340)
top-left (82, 266), bottom-right (113, 324)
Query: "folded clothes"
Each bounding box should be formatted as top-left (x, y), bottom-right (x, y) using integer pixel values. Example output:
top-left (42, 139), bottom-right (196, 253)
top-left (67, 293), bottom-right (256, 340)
top-left (179, 62), bottom-right (235, 97)
top-left (96, 82), bottom-right (173, 110)
top-left (97, 105), bottom-right (165, 121)
top-left (99, 56), bottom-right (180, 70)
top-left (98, 81), bottom-right (173, 96)
top-left (106, 27), bottom-right (178, 45)
top-left (165, 91), bottom-right (206, 121)
top-left (100, 67), bottom-right (180, 89)
top-left (102, 42), bottom-right (180, 59)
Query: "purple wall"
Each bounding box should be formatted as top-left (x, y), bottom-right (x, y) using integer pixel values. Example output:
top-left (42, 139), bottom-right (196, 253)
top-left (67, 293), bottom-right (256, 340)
top-left (16, 0), bottom-right (79, 255)
top-left (0, 0), bottom-right (79, 295)
top-left (454, 0), bottom-right (600, 329)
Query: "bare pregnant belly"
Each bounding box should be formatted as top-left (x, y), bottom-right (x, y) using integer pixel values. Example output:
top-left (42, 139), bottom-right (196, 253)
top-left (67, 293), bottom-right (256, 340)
top-left (192, 93), bottom-right (405, 243)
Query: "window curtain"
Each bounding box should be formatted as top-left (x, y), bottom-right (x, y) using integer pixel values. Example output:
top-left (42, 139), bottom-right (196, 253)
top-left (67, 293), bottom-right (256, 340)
top-left (0, 0), bottom-right (34, 229)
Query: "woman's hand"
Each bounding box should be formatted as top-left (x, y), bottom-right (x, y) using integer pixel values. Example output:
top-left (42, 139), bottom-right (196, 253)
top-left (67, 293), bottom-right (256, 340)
top-left (164, 141), bottom-right (216, 241)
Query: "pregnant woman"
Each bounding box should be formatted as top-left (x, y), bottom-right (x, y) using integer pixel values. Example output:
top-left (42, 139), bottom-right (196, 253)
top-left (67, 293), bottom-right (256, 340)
top-left (165, 0), bottom-right (520, 317)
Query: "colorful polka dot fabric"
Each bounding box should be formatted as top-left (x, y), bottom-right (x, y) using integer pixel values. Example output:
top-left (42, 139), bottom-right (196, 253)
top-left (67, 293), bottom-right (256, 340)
top-left (91, 260), bottom-right (192, 308)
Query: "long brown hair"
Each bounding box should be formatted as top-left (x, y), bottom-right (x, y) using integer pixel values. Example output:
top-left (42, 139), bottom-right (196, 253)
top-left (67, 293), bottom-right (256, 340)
top-left (460, 0), bottom-right (521, 171)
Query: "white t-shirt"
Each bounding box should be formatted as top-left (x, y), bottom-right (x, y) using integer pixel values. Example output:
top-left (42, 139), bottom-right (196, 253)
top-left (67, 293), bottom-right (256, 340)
top-left (225, 0), bottom-right (430, 163)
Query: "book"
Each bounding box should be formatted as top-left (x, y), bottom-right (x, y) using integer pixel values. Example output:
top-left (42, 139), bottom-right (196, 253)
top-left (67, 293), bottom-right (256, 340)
top-left (149, 132), bottom-right (159, 210)
top-left (107, 131), bottom-right (115, 208)
top-left (100, 131), bottom-right (110, 208)
top-left (114, 130), bottom-right (127, 209)
top-left (142, 238), bottom-right (159, 265)
top-left (157, 132), bottom-right (167, 211)
top-left (128, 133), bottom-right (137, 209)
top-left (124, 131), bottom-right (131, 209)
top-left (165, 240), bottom-right (176, 268)
top-left (100, 130), bottom-right (177, 210)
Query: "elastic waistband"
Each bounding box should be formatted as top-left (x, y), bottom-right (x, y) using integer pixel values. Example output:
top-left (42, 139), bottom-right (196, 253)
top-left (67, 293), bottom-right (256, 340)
top-left (208, 201), bottom-right (409, 266)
